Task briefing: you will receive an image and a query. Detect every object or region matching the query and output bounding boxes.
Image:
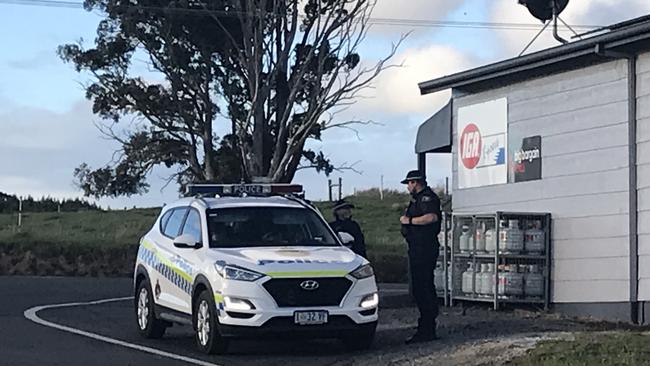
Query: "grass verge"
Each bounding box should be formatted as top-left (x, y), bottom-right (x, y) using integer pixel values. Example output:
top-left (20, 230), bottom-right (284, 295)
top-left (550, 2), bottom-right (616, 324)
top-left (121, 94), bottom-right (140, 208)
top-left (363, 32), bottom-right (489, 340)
top-left (508, 332), bottom-right (650, 366)
top-left (0, 191), bottom-right (414, 281)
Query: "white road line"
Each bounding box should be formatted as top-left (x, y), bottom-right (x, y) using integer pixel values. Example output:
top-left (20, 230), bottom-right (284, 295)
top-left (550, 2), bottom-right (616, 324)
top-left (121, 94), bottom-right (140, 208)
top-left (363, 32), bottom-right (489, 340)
top-left (23, 297), bottom-right (222, 366)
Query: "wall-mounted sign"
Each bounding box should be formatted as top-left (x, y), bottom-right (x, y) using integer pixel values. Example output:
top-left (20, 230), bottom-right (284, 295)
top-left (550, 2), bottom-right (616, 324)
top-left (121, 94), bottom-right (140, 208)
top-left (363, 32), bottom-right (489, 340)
top-left (457, 98), bottom-right (508, 189)
top-left (513, 135), bottom-right (542, 182)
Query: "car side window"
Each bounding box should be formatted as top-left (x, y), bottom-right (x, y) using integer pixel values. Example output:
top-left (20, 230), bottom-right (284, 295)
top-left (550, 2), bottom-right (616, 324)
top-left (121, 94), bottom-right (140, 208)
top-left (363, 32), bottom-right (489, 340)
top-left (159, 209), bottom-right (174, 233)
top-left (181, 209), bottom-right (202, 244)
top-left (163, 208), bottom-right (188, 238)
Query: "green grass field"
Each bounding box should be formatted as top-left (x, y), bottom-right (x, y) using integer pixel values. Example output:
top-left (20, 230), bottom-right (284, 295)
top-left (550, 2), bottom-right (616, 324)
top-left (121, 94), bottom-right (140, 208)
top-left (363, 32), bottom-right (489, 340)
top-left (0, 190), bottom-right (413, 281)
top-left (509, 332), bottom-right (650, 366)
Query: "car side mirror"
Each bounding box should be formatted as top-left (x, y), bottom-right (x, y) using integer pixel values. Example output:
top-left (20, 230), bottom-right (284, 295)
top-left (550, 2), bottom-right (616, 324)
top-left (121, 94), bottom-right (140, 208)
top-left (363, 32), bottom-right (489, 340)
top-left (338, 232), bottom-right (354, 245)
top-left (173, 234), bottom-right (202, 249)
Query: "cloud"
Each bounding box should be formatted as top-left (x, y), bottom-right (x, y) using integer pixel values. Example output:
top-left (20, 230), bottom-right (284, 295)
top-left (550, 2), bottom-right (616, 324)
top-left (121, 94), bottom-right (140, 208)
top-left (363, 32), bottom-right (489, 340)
top-left (0, 99), bottom-right (204, 208)
top-left (0, 176), bottom-right (80, 200)
top-left (0, 101), bottom-right (101, 150)
top-left (6, 49), bottom-right (59, 70)
top-left (348, 44), bottom-right (474, 120)
top-left (371, 0), bottom-right (464, 20)
top-left (489, 1), bottom-right (650, 57)
top-left (363, 0), bottom-right (466, 40)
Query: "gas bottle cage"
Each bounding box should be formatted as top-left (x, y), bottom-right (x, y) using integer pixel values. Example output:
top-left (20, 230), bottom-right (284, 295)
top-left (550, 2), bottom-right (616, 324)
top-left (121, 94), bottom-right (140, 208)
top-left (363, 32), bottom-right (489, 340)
top-left (438, 212), bottom-right (551, 311)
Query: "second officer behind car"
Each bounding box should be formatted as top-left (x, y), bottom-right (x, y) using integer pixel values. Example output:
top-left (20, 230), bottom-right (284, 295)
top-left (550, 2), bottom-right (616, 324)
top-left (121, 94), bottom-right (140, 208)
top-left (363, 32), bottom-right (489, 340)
top-left (329, 199), bottom-right (367, 259)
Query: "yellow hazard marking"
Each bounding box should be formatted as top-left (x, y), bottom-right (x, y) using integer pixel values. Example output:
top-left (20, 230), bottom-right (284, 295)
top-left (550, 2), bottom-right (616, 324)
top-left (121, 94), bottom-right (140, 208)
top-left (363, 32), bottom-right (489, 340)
top-left (142, 239), bottom-right (193, 283)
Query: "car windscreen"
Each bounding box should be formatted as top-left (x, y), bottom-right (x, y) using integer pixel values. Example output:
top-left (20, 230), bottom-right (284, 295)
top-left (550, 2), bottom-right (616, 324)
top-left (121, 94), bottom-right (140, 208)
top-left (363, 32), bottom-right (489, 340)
top-left (207, 207), bottom-right (339, 248)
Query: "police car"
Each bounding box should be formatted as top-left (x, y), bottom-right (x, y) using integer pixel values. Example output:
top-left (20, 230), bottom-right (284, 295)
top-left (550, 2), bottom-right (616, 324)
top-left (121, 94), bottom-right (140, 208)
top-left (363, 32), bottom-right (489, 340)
top-left (133, 184), bottom-right (378, 354)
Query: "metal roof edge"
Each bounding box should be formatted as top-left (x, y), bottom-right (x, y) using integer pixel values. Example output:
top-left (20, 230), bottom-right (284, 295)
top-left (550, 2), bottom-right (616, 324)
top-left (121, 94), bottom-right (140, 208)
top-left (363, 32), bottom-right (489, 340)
top-left (418, 19), bottom-right (650, 95)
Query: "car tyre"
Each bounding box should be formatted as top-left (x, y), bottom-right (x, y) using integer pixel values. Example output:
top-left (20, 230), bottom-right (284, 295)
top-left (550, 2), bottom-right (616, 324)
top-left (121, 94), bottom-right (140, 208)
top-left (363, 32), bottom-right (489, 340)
top-left (342, 325), bottom-right (376, 351)
top-left (194, 290), bottom-right (229, 354)
top-left (135, 280), bottom-right (167, 339)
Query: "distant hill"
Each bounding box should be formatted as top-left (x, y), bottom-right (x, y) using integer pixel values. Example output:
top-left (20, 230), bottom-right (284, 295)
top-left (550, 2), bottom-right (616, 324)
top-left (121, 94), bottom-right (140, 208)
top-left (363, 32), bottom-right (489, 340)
top-left (0, 192), bottom-right (101, 213)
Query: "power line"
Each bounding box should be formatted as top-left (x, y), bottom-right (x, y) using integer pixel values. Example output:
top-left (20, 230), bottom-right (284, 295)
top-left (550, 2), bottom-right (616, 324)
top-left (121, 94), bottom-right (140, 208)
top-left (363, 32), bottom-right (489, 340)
top-left (0, 0), bottom-right (603, 31)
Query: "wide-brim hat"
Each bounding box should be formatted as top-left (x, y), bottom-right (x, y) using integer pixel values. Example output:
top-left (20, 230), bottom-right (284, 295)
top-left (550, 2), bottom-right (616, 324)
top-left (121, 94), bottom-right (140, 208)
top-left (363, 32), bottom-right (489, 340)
top-left (332, 199), bottom-right (355, 211)
top-left (400, 170), bottom-right (425, 184)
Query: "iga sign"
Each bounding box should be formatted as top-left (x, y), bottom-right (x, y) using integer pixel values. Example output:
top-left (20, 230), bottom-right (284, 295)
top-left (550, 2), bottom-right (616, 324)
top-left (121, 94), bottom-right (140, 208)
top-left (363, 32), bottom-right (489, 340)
top-left (512, 135), bottom-right (542, 182)
top-left (457, 98), bottom-right (507, 189)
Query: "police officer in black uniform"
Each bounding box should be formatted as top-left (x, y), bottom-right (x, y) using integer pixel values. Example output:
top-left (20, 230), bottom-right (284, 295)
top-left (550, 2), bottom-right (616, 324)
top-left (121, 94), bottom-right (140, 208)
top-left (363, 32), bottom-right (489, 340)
top-left (399, 170), bottom-right (442, 344)
top-left (329, 199), bottom-right (367, 258)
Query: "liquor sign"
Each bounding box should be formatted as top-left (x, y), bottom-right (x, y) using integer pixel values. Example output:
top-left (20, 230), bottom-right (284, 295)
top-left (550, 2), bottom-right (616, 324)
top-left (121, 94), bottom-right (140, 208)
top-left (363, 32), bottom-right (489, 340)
top-left (457, 98), bottom-right (508, 189)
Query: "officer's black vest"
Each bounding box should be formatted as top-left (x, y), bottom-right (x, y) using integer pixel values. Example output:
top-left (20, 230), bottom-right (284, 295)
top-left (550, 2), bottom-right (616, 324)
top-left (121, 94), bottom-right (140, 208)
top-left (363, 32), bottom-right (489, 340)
top-left (404, 187), bottom-right (441, 246)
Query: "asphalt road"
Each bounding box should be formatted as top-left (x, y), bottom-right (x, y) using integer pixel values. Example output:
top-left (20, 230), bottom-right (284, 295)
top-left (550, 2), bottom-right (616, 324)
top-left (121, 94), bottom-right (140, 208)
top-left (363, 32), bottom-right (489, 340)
top-left (0, 276), bottom-right (415, 366)
top-left (0, 276), bottom-right (608, 366)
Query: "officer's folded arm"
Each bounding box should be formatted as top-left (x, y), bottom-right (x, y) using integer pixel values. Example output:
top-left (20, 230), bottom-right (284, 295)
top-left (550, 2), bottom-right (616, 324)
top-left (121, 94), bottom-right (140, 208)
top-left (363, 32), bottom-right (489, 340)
top-left (410, 213), bottom-right (437, 225)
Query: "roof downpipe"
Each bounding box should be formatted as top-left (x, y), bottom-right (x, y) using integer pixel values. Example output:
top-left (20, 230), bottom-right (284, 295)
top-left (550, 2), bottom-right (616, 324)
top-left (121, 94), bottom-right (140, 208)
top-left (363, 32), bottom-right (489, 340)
top-left (595, 43), bottom-right (639, 325)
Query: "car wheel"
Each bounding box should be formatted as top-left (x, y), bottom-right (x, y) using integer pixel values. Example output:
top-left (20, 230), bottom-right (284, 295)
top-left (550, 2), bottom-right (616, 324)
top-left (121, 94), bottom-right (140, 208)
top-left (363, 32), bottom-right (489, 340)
top-left (135, 280), bottom-right (167, 339)
top-left (341, 325), bottom-right (376, 351)
top-left (194, 290), bottom-right (229, 354)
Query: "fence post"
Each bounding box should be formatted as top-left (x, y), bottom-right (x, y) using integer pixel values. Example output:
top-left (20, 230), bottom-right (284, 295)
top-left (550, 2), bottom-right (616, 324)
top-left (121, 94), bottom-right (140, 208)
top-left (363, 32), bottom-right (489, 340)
top-left (338, 177), bottom-right (342, 200)
top-left (18, 197), bottom-right (23, 227)
top-left (328, 179), bottom-right (333, 202)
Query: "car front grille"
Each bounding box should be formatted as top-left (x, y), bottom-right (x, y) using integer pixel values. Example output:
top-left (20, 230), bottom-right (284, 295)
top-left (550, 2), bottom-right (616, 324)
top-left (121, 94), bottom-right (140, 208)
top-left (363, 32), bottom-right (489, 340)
top-left (262, 277), bottom-right (353, 307)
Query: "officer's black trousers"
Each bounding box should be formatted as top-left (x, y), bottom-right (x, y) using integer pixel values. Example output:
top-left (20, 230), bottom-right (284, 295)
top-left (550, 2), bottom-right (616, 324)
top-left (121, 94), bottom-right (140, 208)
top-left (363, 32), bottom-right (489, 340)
top-left (408, 248), bottom-right (439, 334)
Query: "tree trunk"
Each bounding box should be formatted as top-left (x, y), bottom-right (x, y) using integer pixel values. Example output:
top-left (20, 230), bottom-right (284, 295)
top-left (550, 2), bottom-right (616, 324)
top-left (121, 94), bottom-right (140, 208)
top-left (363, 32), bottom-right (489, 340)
top-left (202, 65), bottom-right (216, 181)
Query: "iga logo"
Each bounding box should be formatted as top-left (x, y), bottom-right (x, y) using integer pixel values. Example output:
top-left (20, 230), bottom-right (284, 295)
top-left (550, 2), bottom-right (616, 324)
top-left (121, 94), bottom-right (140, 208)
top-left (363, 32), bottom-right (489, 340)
top-left (460, 123), bottom-right (482, 169)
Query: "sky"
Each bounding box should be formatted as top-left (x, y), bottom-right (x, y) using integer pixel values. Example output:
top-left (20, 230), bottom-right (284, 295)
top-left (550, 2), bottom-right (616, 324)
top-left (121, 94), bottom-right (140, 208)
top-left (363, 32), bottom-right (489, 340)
top-left (1, 0), bottom-right (650, 208)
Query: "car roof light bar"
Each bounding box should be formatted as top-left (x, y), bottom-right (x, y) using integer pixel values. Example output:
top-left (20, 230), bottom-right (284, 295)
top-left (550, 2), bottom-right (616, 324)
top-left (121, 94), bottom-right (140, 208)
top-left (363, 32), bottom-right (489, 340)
top-left (186, 183), bottom-right (303, 197)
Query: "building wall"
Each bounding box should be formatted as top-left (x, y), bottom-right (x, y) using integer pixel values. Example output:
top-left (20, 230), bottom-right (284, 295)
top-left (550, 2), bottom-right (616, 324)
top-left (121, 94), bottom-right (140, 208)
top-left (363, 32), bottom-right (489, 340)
top-left (637, 51), bottom-right (650, 302)
top-left (451, 59), bottom-right (631, 303)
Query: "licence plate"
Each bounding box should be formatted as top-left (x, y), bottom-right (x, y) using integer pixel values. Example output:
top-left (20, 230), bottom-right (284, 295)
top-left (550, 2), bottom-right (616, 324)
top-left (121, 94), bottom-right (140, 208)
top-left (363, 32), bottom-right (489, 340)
top-left (294, 311), bottom-right (328, 325)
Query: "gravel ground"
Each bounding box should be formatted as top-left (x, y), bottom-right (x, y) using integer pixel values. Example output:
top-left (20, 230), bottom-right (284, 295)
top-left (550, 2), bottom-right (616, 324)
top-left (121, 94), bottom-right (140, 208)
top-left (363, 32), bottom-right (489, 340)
top-left (344, 303), bottom-right (617, 366)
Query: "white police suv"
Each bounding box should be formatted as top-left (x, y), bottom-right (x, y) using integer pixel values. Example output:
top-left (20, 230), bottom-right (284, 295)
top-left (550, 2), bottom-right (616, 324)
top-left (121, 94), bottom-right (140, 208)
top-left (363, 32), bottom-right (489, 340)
top-left (133, 184), bottom-right (378, 354)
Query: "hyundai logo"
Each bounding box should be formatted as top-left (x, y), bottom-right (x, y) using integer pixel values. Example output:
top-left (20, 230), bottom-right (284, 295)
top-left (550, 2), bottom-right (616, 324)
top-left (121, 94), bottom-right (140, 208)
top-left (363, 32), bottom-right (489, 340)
top-left (300, 280), bottom-right (319, 291)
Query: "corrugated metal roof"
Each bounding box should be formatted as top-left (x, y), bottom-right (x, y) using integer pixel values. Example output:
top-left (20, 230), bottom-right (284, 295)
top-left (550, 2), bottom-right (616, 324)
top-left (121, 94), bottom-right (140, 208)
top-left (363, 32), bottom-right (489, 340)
top-left (418, 15), bottom-right (650, 95)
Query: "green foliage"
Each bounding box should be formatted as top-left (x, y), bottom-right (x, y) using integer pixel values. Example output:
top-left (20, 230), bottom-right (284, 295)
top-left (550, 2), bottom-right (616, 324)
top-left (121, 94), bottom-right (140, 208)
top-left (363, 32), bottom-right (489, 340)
top-left (0, 188), bottom-right (415, 282)
top-left (509, 332), bottom-right (650, 366)
top-left (0, 209), bottom-right (159, 251)
top-left (0, 191), bottom-right (101, 213)
top-left (59, 0), bottom-right (391, 197)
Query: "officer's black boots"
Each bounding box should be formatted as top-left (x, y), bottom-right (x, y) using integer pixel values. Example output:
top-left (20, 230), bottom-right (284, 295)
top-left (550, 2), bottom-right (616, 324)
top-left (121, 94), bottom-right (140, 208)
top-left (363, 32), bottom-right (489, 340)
top-left (405, 331), bottom-right (438, 345)
top-left (405, 323), bottom-right (438, 344)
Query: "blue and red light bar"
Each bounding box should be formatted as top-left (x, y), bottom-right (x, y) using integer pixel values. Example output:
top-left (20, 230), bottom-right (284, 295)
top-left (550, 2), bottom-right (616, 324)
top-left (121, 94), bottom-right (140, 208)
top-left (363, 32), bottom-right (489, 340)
top-left (186, 183), bottom-right (303, 197)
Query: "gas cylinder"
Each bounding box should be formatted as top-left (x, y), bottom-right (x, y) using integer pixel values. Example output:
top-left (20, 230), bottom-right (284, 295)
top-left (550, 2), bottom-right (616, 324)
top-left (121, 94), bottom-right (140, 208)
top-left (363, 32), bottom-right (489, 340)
top-left (524, 221), bottom-right (545, 255)
top-left (475, 222), bottom-right (487, 253)
top-left (462, 262), bottom-right (475, 295)
top-left (448, 262), bottom-right (463, 294)
top-left (459, 225), bottom-right (471, 253)
top-left (434, 262), bottom-right (445, 291)
top-left (484, 263), bottom-right (495, 296)
top-left (499, 220), bottom-right (524, 253)
top-left (485, 226), bottom-right (497, 253)
top-left (476, 263), bottom-right (487, 295)
top-left (498, 265), bottom-right (524, 297)
top-left (524, 264), bottom-right (544, 297)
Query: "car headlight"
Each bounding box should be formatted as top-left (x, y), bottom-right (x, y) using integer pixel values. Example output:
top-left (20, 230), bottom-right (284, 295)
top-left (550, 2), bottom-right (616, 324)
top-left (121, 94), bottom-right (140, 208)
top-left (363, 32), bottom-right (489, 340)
top-left (214, 262), bottom-right (264, 282)
top-left (350, 264), bottom-right (374, 279)
top-left (359, 293), bottom-right (379, 308)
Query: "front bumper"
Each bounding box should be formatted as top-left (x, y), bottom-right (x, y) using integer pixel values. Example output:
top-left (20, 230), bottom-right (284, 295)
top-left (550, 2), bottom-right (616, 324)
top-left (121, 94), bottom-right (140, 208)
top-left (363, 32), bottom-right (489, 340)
top-left (218, 316), bottom-right (377, 338)
top-left (214, 275), bottom-right (379, 332)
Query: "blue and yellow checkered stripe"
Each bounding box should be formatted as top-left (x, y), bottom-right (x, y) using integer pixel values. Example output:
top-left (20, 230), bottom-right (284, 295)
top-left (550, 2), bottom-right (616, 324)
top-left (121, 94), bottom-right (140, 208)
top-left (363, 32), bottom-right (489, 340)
top-left (138, 241), bottom-right (192, 295)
